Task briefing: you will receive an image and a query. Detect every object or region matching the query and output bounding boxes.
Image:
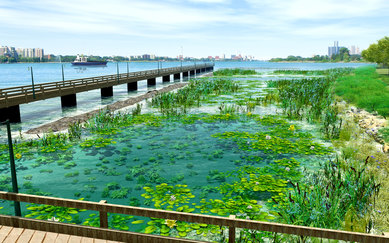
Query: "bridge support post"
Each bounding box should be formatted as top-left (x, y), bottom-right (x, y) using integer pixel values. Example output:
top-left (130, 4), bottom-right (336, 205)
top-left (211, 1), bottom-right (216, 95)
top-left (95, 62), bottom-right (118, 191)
top-left (173, 73), bottom-right (180, 80)
top-left (127, 81), bottom-right (138, 91)
top-left (61, 94), bottom-right (77, 108)
top-left (0, 105), bottom-right (21, 123)
top-left (162, 75), bottom-right (170, 82)
top-left (147, 78), bottom-right (156, 86)
top-left (101, 86), bottom-right (113, 97)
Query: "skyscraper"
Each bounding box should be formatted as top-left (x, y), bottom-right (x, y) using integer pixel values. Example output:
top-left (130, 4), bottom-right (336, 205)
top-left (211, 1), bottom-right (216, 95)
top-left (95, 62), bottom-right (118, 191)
top-left (328, 41), bottom-right (340, 57)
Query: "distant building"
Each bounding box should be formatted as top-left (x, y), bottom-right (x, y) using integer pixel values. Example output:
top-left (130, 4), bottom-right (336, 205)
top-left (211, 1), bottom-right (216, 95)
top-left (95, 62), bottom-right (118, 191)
top-left (150, 54), bottom-right (156, 60)
top-left (328, 41), bottom-right (340, 57)
top-left (0, 46), bottom-right (8, 56)
top-left (349, 45), bottom-right (361, 55)
top-left (142, 54), bottom-right (151, 60)
top-left (208, 56), bottom-right (213, 59)
top-left (328, 41), bottom-right (346, 58)
top-left (35, 48), bottom-right (44, 59)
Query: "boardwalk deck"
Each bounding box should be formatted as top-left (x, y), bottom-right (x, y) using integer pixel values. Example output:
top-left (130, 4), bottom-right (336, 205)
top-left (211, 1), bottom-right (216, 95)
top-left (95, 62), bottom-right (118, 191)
top-left (0, 63), bottom-right (214, 109)
top-left (0, 225), bottom-right (123, 243)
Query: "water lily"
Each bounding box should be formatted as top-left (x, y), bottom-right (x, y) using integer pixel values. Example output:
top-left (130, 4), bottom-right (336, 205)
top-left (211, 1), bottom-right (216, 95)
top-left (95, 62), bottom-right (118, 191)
top-left (288, 125), bottom-right (295, 132)
top-left (285, 167), bottom-right (290, 172)
top-left (48, 217), bottom-right (59, 222)
top-left (310, 146), bottom-right (315, 150)
top-left (247, 205), bottom-right (253, 209)
top-left (226, 113), bottom-right (231, 117)
top-left (266, 135), bottom-right (271, 140)
top-left (169, 195), bottom-right (176, 201)
top-left (165, 219), bottom-right (177, 228)
top-left (247, 112), bottom-right (252, 116)
top-left (15, 153), bottom-right (22, 159)
top-left (255, 182), bottom-right (259, 185)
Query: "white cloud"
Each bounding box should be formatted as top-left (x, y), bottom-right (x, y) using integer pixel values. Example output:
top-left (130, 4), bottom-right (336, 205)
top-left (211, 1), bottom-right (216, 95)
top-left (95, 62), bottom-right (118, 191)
top-left (245, 0), bottom-right (389, 20)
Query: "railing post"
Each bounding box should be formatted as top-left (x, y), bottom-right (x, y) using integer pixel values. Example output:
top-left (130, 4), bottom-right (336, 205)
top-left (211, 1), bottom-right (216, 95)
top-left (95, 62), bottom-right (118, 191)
top-left (228, 215), bottom-right (236, 243)
top-left (6, 120), bottom-right (21, 217)
top-left (99, 200), bottom-right (108, 228)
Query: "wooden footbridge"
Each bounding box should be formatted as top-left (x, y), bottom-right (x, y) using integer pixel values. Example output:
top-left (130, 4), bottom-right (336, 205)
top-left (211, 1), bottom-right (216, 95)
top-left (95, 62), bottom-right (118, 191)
top-left (0, 191), bottom-right (388, 242)
top-left (0, 63), bottom-right (214, 123)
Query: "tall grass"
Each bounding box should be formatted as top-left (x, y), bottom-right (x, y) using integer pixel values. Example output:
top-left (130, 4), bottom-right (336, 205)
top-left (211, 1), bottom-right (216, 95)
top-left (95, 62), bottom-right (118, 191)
top-left (334, 66), bottom-right (389, 118)
top-left (213, 68), bottom-right (257, 76)
top-left (275, 157), bottom-right (380, 234)
top-left (150, 78), bottom-right (239, 115)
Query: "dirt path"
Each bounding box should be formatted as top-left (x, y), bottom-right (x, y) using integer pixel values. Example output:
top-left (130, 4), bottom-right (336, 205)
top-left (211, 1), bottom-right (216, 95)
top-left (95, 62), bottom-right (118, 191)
top-left (26, 82), bottom-right (188, 134)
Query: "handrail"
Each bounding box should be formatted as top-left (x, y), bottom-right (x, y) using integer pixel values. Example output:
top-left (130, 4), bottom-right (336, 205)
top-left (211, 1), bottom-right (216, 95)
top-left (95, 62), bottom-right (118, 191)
top-left (0, 191), bottom-right (388, 242)
top-left (0, 63), bottom-right (214, 108)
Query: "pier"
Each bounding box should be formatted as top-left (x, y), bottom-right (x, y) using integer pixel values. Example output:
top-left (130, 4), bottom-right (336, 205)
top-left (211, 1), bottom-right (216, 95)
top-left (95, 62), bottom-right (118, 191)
top-left (0, 63), bottom-right (214, 122)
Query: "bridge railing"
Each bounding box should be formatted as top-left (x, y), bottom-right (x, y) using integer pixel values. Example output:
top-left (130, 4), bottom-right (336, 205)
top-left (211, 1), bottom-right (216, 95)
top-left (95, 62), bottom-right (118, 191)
top-left (0, 191), bottom-right (388, 242)
top-left (0, 63), bottom-right (213, 103)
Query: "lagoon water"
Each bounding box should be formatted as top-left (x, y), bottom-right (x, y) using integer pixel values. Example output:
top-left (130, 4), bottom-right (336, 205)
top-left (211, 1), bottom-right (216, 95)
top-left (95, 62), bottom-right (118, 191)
top-left (0, 61), bottom-right (370, 137)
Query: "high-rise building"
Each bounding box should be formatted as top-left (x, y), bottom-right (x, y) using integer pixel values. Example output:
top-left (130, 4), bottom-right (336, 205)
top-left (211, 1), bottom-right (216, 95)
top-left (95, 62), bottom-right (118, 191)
top-left (0, 46), bottom-right (8, 56)
top-left (328, 41), bottom-right (340, 57)
top-left (35, 48), bottom-right (44, 59)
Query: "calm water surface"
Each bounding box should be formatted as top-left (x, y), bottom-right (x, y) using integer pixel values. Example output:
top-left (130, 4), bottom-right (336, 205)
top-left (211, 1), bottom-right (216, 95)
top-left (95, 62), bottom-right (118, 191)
top-left (0, 61), bottom-right (371, 136)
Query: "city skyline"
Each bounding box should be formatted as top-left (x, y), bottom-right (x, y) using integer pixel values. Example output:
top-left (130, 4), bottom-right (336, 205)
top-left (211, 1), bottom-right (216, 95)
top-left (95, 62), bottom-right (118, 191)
top-left (1, 0), bottom-right (388, 59)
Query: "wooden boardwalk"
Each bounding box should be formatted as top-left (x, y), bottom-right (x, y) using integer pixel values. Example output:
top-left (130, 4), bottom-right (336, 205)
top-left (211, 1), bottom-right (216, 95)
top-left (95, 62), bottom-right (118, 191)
top-left (0, 63), bottom-right (214, 109)
top-left (0, 63), bottom-right (214, 122)
top-left (0, 225), bottom-right (123, 243)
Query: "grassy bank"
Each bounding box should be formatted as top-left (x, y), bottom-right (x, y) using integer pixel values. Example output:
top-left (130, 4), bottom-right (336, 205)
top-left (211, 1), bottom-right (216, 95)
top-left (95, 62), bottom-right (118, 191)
top-left (334, 66), bottom-right (389, 118)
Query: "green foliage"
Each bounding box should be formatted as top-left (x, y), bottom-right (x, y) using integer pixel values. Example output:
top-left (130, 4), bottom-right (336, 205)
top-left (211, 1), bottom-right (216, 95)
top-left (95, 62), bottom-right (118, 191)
top-left (25, 202), bottom-right (86, 222)
top-left (273, 157), bottom-right (380, 232)
top-left (80, 137), bottom-right (116, 148)
top-left (334, 66), bottom-right (389, 118)
top-left (150, 78), bottom-right (239, 115)
top-left (142, 184), bottom-right (195, 210)
top-left (362, 36), bottom-right (389, 66)
top-left (213, 68), bottom-right (257, 76)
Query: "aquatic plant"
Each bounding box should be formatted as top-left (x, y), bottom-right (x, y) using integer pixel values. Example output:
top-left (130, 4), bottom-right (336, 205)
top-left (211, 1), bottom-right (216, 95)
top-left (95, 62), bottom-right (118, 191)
top-left (213, 68), bottom-right (257, 76)
top-left (273, 157), bottom-right (380, 233)
top-left (150, 78), bottom-right (239, 115)
top-left (25, 202), bottom-right (86, 223)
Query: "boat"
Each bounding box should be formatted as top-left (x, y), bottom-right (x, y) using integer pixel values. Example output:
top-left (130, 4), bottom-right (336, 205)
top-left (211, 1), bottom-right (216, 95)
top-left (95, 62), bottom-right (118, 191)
top-left (71, 54), bottom-right (107, 66)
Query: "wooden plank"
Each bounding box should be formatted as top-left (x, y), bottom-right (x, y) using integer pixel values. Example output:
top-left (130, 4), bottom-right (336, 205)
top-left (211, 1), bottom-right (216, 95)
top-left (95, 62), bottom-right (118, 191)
top-left (0, 226), bottom-right (13, 242)
top-left (68, 235), bottom-right (82, 243)
top-left (54, 234), bottom-right (70, 243)
top-left (93, 239), bottom-right (107, 243)
top-left (16, 228), bottom-right (35, 242)
top-left (43, 232), bottom-right (59, 243)
top-left (3, 227), bottom-right (24, 243)
top-left (29, 230), bottom-right (47, 243)
top-left (80, 236), bottom-right (95, 243)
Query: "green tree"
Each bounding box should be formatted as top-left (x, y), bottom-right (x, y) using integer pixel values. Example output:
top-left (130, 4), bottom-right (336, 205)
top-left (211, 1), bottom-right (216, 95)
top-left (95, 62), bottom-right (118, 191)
top-left (362, 36), bottom-right (389, 67)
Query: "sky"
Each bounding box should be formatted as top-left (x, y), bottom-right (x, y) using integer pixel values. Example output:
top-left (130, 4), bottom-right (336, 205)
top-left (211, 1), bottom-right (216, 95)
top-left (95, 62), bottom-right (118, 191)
top-left (0, 0), bottom-right (388, 59)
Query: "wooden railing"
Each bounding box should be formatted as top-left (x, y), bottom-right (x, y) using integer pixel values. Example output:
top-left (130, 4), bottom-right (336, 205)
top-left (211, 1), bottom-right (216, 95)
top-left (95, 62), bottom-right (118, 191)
top-left (0, 63), bottom-right (214, 108)
top-left (0, 191), bottom-right (388, 242)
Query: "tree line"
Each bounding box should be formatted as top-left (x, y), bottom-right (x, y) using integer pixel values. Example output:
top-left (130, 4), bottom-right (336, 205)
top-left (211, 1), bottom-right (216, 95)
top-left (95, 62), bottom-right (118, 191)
top-left (270, 48), bottom-right (362, 62)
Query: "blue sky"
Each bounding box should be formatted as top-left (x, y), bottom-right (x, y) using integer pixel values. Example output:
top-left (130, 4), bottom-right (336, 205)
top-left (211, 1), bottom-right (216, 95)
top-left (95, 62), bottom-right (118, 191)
top-left (1, 0), bottom-right (388, 59)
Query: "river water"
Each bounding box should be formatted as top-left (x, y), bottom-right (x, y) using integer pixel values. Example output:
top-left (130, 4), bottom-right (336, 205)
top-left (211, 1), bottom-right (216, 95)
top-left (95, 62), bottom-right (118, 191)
top-left (0, 61), bottom-right (370, 137)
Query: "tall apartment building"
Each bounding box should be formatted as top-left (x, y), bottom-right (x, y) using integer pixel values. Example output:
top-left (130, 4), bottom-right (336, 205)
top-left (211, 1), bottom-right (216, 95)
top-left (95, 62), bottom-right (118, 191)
top-left (0, 45), bottom-right (44, 58)
top-left (35, 48), bottom-right (44, 59)
top-left (328, 41), bottom-right (340, 57)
